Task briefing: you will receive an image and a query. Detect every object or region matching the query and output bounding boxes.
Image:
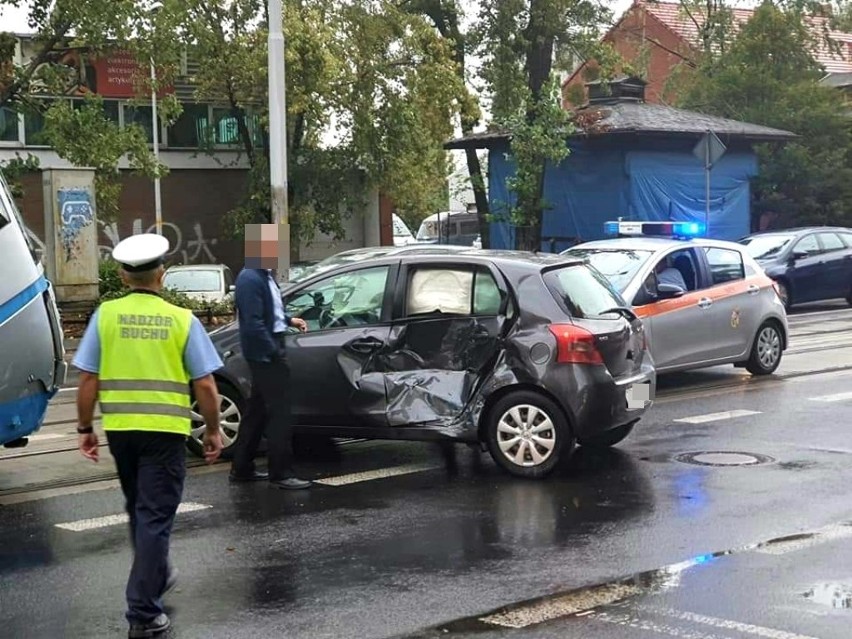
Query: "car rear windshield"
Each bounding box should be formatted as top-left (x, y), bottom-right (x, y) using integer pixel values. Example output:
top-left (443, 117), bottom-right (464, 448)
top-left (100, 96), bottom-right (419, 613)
top-left (542, 264), bottom-right (627, 319)
top-left (561, 248), bottom-right (653, 293)
top-left (739, 234), bottom-right (795, 260)
top-left (163, 270), bottom-right (221, 292)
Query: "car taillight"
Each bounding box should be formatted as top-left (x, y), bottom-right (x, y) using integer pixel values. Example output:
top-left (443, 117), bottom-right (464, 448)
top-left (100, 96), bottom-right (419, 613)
top-left (548, 324), bottom-right (604, 364)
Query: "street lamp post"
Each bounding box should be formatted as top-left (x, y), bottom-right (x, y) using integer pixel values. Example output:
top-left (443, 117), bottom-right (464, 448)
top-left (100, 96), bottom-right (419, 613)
top-left (268, 0), bottom-right (290, 280)
top-left (151, 57), bottom-right (162, 235)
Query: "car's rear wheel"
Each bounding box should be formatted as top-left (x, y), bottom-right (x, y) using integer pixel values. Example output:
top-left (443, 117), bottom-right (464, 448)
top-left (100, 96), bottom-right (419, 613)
top-left (745, 321), bottom-right (783, 376)
top-left (484, 391), bottom-right (573, 479)
top-left (187, 380), bottom-right (244, 459)
top-left (579, 421), bottom-right (636, 449)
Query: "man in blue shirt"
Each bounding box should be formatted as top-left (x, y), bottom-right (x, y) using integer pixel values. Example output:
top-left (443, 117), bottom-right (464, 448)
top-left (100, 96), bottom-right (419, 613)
top-left (230, 224), bottom-right (310, 490)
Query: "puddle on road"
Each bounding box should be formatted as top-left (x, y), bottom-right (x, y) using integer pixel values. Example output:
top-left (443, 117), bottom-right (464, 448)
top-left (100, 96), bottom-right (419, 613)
top-left (404, 523), bottom-right (852, 636)
top-left (804, 583), bottom-right (852, 609)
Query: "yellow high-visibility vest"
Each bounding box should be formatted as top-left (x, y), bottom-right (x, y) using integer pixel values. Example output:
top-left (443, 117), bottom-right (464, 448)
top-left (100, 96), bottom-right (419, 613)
top-left (97, 292), bottom-right (193, 435)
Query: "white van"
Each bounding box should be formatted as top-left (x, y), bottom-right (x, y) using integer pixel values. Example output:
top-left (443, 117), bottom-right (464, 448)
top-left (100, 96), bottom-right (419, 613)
top-left (392, 214), bottom-right (415, 246)
top-left (415, 210), bottom-right (480, 246)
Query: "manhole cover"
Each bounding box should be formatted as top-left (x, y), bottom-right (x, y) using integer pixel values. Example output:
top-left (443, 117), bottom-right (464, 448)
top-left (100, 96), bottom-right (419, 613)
top-left (674, 451), bottom-right (775, 467)
top-left (804, 583), bottom-right (852, 609)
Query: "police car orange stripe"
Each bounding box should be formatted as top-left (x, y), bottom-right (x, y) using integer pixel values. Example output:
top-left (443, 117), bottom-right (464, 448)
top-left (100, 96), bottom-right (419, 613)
top-left (633, 274), bottom-right (776, 319)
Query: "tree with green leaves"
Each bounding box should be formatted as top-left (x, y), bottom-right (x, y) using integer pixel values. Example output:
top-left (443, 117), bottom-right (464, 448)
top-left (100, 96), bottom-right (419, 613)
top-left (475, 0), bottom-right (613, 251)
top-left (401, 0), bottom-right (492, 247)
top-left (0, 0), bottom-right (170, 219)
top-left (165, 0), bottom-right (463, 259)
top-left (681, 1), bottom-right (852, 228)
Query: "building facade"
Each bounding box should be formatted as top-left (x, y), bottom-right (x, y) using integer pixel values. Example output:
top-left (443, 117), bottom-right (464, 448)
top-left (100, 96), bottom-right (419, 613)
top-left (0, 36), bottom-right (392, 275)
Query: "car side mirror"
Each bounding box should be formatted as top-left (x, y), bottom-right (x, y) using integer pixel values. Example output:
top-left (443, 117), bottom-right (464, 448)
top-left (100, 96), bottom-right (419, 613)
top-left (657, 282), bottom-right (685, 299)
top-left (791, 250), bottom-right (808, 261)
top-left (228, 285), bottom-right (236, 292)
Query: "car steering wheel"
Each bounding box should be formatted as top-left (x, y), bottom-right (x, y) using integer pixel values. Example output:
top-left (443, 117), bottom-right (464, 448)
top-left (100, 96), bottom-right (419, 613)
top-left (319, 308), bottom-right (336, 328)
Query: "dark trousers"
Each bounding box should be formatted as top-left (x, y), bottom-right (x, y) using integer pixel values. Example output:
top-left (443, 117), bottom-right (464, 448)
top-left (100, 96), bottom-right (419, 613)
top-left (231, 355), bottom-right (295, 480)
top-left (107, 430), bottom-right (186, 624)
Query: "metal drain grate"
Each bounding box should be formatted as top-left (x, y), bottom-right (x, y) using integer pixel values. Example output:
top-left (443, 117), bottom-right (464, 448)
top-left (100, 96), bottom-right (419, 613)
top-left (674, 451), bottom-right (775, 467)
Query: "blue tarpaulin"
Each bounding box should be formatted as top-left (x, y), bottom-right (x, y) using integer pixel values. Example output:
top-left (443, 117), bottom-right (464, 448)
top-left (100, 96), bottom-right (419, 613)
top-left (487, 140), bottom-right (757, 251)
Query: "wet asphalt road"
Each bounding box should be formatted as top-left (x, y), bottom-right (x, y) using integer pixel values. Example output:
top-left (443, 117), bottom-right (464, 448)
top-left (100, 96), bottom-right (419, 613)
top-left (2, 360), bottom-right (852, 638)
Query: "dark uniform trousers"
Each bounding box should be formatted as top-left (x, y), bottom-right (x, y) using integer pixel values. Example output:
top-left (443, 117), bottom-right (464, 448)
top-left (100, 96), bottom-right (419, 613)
top-left (231, 336), bottom-right (295, 480)
top-left (107, 430), bottom-right (186, 624)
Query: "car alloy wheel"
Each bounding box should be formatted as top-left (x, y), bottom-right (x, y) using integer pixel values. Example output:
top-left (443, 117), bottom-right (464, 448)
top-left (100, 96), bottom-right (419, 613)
top-left (497, 405), bottom-right (557, 467)
top-left (746, 322), bottom-right (782, 375)
top-left (484, 390), bottom-right (572, 478)
top-left (187, 381), bottom-right (243, 458)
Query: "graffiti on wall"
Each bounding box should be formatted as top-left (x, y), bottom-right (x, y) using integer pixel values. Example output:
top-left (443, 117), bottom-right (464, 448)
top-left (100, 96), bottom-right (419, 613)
top-left (98, 218), bottom-right (219, 264)
top-left (57, 187), bottom-right (95, 261)
top-left (25, 217), bottom-right (220, 266)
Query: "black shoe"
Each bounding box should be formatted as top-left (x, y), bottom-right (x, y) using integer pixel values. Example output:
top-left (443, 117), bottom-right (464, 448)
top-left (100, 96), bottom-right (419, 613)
top-left (128, 613), bottom-right (170, 638)
top-left (229, 470), bottom-right (269, 483)
top-left (269, 477), bottom-right (312, 490)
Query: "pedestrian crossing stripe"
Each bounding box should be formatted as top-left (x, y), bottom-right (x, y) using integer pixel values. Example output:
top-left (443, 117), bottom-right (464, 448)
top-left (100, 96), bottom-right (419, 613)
top-left (55, 502), bottom-right (211, 532)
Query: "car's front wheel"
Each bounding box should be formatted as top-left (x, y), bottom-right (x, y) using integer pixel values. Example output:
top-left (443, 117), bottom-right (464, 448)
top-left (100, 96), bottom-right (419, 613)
top-left (484, 391), bottom-right (573, 479)
top-left (745, 321), bottom-right (783, 376)
top-left (187, 380), bottom-right (244, 459)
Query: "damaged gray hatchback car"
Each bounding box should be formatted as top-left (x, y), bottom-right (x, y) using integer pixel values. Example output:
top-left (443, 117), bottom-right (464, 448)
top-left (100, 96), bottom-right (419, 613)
top-left (195, 251), bottom-right (656, 478)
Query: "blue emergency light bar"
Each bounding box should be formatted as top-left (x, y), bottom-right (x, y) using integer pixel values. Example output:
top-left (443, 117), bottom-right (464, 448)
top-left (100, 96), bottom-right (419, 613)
top-left (604, 220), bottom-right (705, 238)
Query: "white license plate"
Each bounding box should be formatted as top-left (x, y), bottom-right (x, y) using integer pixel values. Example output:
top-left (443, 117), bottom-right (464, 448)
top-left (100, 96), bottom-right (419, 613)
top-left (626, 382), bottom-right (652, 410)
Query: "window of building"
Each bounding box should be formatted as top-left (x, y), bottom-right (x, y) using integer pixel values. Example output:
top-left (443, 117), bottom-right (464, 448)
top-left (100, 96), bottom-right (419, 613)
top-left (212, 107), bottom-right (240, 145)
top-left (23, 100), bottom-right (57, 146)
top-left (166, 103), bottom-right (210, 148)
top-left (0, 107), bottom-right (19, 142)
top-left (123, 104), bottom-right (154, 143)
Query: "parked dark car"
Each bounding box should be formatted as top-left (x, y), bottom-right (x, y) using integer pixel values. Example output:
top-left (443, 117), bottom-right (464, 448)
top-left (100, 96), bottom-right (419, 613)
top-left (739, 227), bottom-right (852, 309)
top-left (194, 250), bottom-right (656, 478)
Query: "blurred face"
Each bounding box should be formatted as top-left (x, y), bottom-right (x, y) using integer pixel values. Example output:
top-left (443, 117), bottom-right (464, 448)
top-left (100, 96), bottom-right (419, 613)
top-left (245, 224), bottom-right (281, 270)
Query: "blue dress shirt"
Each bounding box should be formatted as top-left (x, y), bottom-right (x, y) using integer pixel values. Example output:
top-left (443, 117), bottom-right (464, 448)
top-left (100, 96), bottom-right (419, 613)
top-left (267, 270), bottom-right (288, 333)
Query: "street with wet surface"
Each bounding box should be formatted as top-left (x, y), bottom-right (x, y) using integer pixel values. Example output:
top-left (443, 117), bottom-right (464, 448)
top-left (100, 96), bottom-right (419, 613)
top-left (1, 303), bottom-right (852, 638)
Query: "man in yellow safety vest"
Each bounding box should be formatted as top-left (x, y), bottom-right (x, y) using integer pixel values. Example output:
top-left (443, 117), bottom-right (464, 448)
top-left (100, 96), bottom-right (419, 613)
top-left (73, 233), bottom-right (224, 638)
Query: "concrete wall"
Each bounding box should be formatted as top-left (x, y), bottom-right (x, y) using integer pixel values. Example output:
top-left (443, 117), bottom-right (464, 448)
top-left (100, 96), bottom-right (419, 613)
top-left (15, 168), bottom-right (387, 275)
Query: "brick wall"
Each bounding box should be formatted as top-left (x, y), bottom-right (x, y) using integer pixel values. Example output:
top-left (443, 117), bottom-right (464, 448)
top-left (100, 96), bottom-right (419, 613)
top-left (562, 5), bottom-right (696, 107)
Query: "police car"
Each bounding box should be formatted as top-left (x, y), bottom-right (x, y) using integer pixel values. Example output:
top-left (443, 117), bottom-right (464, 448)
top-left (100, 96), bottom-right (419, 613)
top-left (561, 221), bottom-right (788, 375)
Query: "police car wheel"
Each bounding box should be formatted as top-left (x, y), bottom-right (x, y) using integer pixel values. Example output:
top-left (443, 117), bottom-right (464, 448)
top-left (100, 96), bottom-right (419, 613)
top-left (745, 322), bottom-right (783, 376)
top-left (579, 421), bottom-right (636, 449)
top-left (484, 391), bottom-right (574, 479)
top-left (187, 380), bottom-right (244, 459)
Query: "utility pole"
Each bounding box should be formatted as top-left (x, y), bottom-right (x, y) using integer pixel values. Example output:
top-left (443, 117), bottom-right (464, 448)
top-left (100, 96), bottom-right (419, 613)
top-left (268, 0), bottom-right (290, 280)
top-left (151, 57), bottom-right (162, 235)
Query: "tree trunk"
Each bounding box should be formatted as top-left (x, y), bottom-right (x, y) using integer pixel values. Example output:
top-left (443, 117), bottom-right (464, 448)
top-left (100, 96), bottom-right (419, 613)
top-left (411, 0), bottom-right (491, 247)
top-left (514, 0), bottom-right (555, 251)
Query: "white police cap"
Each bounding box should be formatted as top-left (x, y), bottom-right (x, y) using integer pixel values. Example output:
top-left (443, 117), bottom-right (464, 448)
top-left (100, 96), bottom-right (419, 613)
top-left (112, 233), bottom-right (170, 272)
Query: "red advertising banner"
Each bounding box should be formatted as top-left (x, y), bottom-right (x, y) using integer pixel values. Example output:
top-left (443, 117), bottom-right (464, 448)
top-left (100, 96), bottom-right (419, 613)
top-left (91, 50), bottom-right (173, 98)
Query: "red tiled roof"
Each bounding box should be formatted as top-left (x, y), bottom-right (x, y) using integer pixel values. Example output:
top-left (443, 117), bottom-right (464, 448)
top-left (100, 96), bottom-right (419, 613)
top-left (642, 0), bottom-right (852, 73)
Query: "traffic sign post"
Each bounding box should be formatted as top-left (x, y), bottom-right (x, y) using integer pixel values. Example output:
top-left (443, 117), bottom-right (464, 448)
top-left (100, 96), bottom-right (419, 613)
top-left (693, 130), bottom-right (727, 237)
